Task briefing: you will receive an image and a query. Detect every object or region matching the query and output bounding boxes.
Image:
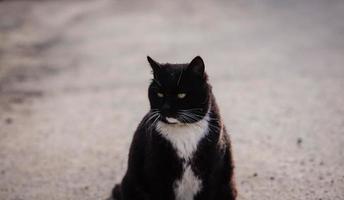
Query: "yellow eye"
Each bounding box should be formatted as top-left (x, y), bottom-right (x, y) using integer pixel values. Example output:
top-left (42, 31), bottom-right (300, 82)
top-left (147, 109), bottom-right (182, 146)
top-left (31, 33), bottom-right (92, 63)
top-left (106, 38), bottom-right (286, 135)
top-left (157, 92), bottom-right (164, 97)
top-left (177, 93), bottom-right (186, 99)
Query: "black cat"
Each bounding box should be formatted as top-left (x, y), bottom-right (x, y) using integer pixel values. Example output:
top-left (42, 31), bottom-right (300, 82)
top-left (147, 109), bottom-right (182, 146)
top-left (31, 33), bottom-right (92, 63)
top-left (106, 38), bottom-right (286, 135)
top-left (110, 56), bottom-right (237, 200)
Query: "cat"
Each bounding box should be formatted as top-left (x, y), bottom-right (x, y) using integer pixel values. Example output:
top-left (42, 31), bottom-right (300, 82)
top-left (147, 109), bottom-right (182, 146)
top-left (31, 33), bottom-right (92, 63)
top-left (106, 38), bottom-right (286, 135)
top-left (109, 56), bottom-right (237, 200)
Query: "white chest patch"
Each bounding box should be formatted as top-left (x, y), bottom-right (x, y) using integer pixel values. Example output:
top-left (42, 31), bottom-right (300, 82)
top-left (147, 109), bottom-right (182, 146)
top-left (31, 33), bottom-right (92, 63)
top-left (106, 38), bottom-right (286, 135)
top-left (156, 115), bottom-right (209, 160)
top-left (156, 115), bottom-right (209, 200)
top-left (174, 164), bottom-right (202, 200)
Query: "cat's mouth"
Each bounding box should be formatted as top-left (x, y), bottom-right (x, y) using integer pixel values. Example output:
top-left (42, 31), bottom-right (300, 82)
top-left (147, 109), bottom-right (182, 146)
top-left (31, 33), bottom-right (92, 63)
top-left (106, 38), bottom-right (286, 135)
top-left (162, 117), bottom-right (180, 124)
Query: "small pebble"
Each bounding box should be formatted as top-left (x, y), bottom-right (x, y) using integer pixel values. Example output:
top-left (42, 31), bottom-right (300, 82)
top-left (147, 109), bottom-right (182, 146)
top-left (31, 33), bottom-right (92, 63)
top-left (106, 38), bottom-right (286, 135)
top-left (253, 173), bottom-right (258, 177)
top-left (5, 118), bottom-right (13, 124)
top-left (270, 176), bottom-right (275, 180)
top-left (297, 138), bottom-right (303, 145)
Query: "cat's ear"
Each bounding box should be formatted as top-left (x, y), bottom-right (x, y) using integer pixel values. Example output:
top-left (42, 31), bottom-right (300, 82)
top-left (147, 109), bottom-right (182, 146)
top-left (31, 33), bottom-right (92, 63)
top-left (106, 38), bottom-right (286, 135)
top-left (187, 56), bottom-right (205, 77)
top-left (147, 56), bottom-right (160, 74)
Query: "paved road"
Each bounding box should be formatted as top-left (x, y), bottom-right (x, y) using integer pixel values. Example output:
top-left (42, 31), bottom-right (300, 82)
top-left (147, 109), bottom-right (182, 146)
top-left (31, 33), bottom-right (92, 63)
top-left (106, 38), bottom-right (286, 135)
top-left (1, 0), bottom-right (344, 199)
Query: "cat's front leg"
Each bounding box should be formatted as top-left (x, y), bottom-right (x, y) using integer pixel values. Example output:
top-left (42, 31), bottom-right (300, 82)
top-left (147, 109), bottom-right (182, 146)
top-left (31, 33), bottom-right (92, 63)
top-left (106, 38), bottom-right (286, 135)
top-left (120, 174), bottom-right (150, 200)
top-left (116, 126), bottom-right (150, 200)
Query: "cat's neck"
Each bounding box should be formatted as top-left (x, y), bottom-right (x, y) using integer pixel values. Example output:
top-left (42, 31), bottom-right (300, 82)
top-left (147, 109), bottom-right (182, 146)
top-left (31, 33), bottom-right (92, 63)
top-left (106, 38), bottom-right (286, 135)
top-left (155, 101), bottom-right (213, 160)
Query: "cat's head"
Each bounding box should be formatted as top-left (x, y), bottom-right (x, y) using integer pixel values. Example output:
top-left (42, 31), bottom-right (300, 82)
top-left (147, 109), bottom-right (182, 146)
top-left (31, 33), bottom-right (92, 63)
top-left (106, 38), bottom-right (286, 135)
top-left (147, 56), bottom-right (211, 124)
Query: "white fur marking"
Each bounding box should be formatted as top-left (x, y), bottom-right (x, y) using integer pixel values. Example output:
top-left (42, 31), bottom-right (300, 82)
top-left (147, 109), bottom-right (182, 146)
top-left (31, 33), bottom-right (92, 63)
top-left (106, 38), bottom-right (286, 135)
top-left (156, 113), bottom-right (209, 199)
top-left (156, 114), bottom-right (209, 160)
top-left (174, 164), bottom-right (202, 200)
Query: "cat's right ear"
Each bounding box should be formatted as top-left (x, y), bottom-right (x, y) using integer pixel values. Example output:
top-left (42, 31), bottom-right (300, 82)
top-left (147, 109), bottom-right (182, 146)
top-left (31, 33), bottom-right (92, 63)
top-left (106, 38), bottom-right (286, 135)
top-left (147, 56), bottom-right (160, 75)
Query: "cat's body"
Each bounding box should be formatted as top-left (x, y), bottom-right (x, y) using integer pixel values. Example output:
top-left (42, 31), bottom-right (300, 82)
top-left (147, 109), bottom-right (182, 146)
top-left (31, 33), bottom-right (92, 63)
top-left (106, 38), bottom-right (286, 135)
top-left (110, 56), bottom-right (236, 200)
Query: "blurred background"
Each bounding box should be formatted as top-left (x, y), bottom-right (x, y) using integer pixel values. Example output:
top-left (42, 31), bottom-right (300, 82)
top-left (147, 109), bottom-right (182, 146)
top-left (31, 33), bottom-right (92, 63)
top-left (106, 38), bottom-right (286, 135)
top-left (0, 0), bottom-right (344, 199)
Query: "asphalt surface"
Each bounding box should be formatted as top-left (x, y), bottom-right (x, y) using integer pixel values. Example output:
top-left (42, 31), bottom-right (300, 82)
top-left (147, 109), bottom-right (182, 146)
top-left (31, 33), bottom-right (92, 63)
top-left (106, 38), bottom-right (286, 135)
top-left (0, 0), bottom-right (344, 199)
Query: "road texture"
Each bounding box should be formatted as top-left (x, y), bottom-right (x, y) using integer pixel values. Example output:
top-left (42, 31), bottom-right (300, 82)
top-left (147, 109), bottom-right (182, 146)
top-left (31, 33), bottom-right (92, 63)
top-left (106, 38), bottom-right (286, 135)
top-left (0, 0), bottom-right (344, 199)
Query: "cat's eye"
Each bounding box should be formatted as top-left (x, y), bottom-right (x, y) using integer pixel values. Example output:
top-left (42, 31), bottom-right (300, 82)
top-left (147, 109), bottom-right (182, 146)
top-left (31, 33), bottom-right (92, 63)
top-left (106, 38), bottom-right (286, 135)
top-left (177, 93), bottom-right (186, 99)
top-left (157, 92), bottom-right (164, 98)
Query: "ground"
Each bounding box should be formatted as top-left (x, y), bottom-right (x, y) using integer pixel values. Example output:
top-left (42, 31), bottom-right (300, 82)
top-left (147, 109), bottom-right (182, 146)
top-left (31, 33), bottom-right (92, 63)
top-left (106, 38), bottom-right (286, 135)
top-left (0, 0), bottom-right (344, 199)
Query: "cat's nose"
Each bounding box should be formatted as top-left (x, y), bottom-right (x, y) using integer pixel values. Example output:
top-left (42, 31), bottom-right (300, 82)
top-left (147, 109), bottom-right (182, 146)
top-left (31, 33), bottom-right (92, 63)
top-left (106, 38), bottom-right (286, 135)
top-left (161, 103), bottom-right (171, 116)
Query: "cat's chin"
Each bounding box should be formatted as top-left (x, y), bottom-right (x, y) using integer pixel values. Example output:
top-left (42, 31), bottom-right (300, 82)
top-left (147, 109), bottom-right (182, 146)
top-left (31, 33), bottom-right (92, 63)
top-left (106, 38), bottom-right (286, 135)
top-left (162, 116), bottom-right (206, 126)
top-left (164, 117), bottom-right (181, 125)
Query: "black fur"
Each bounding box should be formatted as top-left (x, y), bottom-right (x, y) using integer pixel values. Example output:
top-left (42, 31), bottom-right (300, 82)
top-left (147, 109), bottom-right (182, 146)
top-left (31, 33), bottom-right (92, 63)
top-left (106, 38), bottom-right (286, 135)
top-left (110, 56), bottom-right (237, 200)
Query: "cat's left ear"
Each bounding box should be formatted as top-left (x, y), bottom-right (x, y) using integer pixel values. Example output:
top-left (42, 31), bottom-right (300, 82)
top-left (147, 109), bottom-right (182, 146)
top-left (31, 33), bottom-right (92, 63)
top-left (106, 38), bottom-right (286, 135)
top-left (188, 56), bottom-right (205, 77)
top-left (147, 56), bottom-right (160, 74)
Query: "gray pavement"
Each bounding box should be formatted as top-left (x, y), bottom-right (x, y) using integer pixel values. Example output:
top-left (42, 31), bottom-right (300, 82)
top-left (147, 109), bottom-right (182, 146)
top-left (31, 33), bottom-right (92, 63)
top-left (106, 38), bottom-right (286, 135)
top-left (0, 0), bottom-right (344, 199)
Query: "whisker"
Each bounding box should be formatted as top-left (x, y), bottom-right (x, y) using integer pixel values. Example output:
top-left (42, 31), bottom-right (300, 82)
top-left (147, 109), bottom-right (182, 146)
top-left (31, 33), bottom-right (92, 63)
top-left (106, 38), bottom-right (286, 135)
top-left (151, 78), bottom-right (162, 87)
top-left (176, 68), bottom-right (184, 87)
top-left (149, 114), bottom-right (161, 131)
top-left (144, 110), bottom-right (160, 126)
top-left (178, 111), bottom-right (221, 133)
top-left (179, 108), bottom-right (203, 112)
top-left (145, 113), bottom-right (158, 126)
top-left (178, 112), bottom-right (201, 122)
top-left (180, 111), bottom-right (220, 122)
